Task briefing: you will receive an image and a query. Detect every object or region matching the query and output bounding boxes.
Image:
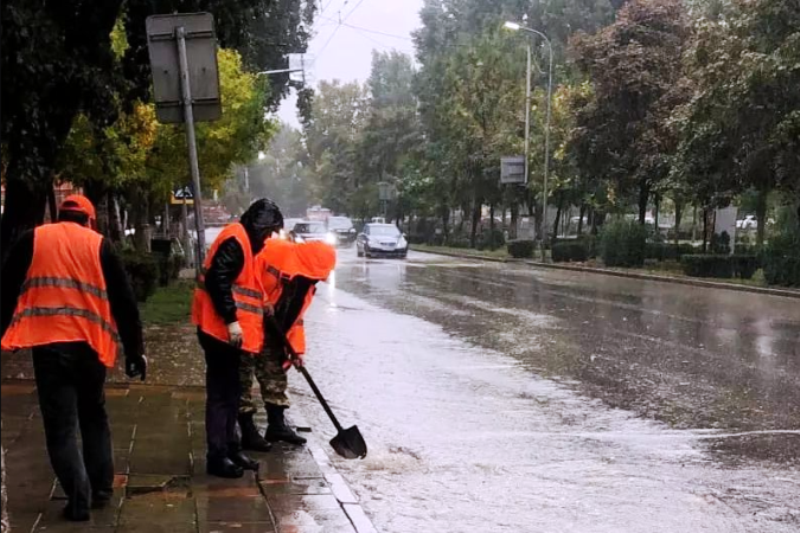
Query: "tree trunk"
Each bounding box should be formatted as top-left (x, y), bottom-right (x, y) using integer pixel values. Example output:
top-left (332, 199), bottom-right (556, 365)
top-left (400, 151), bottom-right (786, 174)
top-left (755, 187), bottom-right (768, 250)
top-left (0, 178), bottom-right (48, 260)
top-left (469, 199), bottom-right (481, 249)
top-left (577, 204), bottom-right (586, 236)
top-left (48, 184), bottom-right (58, 223)
top-left (552, 201), bottom-right (563, 241)
top-left (509, 202), bottom-right (519, 240)
top-left (489, 203), bottom-right (495, 250)
top-left (638, 183), bottom-right (649, 225)
top-left (674, 200), bottom-right (683, 247)
top-left (108, 191), bottom-right (123, 243)
top-left (131, 191), bottom-right (151, 252)
top-left (702, 207), bottom-right (709, 253)
top-left (654, 193), bottom-right (661, 237)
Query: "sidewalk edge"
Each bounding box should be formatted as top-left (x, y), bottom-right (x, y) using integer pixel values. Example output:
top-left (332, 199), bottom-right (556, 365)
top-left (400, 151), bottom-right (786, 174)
top-left (413, 248), bottom-right (800, 299)
top-left (289, 409), bottom-right (379, 533)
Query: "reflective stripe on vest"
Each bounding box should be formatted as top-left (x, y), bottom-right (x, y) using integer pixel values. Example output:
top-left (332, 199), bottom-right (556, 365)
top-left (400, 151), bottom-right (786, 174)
top-left (191, 223), bottom-right (265, 354)
top-left (196, 268), bottom-right (264, 316)
top-left (21, 276), bottom-right (108, 300)
top-left (9, 306), bottom-right (121, 344)
top-left (0, 223), bottom-right (120, 367)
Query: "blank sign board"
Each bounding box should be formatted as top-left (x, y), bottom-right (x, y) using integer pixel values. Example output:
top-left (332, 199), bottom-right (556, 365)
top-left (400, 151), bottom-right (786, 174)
top-left (146, 13), bottom-right (221, 124)
top-left (501, 156), bottom-right (526, 184)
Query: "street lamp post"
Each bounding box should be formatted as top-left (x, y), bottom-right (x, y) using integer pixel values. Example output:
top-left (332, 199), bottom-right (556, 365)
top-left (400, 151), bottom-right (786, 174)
top-left (505, 21), bottom-right (553, 262)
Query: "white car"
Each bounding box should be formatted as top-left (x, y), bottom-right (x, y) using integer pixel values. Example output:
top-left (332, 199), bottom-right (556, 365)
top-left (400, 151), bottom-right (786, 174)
top-left (736, 215), bottom-right (758, 229)
top-left (356, 223), bottom-right (408, 259)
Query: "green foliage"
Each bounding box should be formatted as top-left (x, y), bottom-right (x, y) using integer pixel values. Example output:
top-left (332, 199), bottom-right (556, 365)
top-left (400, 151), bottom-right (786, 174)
top-left (476, 227), bottom-right (506, 251)
top-left (600, 219), bottom-right (648, 267)
top-left (645, 242), bottom-right (697, 261)
top-left (710, 231), bottom-right (731, 254)
top-left (762, 208), bottom-right (800, 287)
top-left (119, 249), bottom-right (159, 302)
top-left (682, 254), bottom-right (760, 280)
top-left (507, 239), bottom-right (536, 259)
top-left (139, 281), bottom-right (194, 325)
top-left (552, 241), bottom-right (589, 263)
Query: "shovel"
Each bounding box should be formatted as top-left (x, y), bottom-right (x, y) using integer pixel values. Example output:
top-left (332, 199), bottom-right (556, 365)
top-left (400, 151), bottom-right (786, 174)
top-left (266, 316), bottom-right (368, 459)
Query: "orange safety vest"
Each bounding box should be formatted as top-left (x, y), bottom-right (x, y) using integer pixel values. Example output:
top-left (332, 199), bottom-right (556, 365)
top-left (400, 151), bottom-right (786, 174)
top-left (1, 223), bottom-right (121, 367)
top-left (192, 223), bottom-right (265, 354)
top-left (256, 240), bottom-right (335, 354)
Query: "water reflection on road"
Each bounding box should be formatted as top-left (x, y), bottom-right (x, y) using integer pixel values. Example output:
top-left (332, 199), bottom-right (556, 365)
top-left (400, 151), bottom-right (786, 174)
top-left (291, 250), bottom-right (800, 533)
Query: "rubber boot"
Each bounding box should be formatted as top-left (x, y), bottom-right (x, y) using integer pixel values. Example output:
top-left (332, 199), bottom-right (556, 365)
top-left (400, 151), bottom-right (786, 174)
top-left (265, 404), bottom-right (307, 445)
top-left (238, 412), bottom-right (273, 452)
top-left (206, 456), bottom-right (244, 479)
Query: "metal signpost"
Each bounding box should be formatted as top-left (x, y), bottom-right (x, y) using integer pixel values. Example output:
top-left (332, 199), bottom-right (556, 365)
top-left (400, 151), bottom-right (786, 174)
top-left (146, 12), bottom-right (222, 271)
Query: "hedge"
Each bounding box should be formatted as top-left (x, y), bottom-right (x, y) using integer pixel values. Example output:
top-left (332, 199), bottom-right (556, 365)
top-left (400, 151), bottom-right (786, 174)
top-left (552, 241), bottom-right (588, 263)
top-left (600, 220), bottom-right (647, 267)
top-left (645, 243), bottom-right (697, 261)
top-left (507, 239), bottom-right (536, 259)
top-left (120, 249), bottom-right (160, 302)
top-left (762, 230), bottom-right (800, 287)
top-left (681, 254), bottom-right (759, 280)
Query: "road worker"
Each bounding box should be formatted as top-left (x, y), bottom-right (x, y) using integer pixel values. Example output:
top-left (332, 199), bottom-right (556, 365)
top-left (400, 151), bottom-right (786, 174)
top-left (1, 195), bottom-right (146, 522)
top-left (239, 237), bottom-right (336, 450)
top-left (191, 198), bottom-right (283, 478)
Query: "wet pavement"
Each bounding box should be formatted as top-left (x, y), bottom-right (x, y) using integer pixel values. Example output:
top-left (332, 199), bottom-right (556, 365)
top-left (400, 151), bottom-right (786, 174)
top-left (287, 250), bottom-right (799, 532)
top-left (3, 249), bottom-right (799, 532)
top-left (1, 380), bottom-right (375, 533)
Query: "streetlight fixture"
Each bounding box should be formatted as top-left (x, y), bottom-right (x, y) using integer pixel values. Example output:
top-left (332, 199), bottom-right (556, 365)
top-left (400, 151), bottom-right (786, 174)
top-left (505, 20), bottom-right (553, 262)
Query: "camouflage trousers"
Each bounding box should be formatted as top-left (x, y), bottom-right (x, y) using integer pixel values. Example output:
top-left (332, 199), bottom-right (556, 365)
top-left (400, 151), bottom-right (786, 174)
top-left (239, 344), bottom-right (289, 413)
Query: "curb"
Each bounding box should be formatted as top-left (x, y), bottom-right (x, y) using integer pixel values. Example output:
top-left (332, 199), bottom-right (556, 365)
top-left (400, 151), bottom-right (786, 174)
top-left (289, 408), bottom-right (379, 533)
top-left (413, 248), bottom-right (800, 300)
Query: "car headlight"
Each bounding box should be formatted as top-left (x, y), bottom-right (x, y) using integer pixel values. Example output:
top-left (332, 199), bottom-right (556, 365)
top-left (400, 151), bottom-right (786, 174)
top-left (325, 232), bottom-right (338, 245)
top-left (294, 234), bottom-right (305, 243)
top-left (349, 228), bottom-right (356, 233)
top-left (397, 236), bottom-right (408, 249)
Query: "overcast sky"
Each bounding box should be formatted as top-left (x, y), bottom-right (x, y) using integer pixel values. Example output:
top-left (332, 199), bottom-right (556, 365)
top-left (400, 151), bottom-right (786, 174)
top-left (276, 0), bottom-right (423, 128)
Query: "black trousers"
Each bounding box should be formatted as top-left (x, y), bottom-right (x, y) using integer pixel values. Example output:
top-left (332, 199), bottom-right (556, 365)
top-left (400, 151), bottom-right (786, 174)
top-left (32, 343), bottom-right (114, 514)
top-left (198, 330), bottom-right (242, 461)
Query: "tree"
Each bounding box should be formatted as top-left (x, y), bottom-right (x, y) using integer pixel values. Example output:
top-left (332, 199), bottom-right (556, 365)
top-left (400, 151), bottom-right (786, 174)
top-left (246, 125), bottom-right (314, 217)
top-left (570, 0), bottom-right (690, 224)
top-left (672, 0), bottom-right (800, 248)
top-left (1, 0), bottom-right (124, 252)
top-left (303, 80), bottom-right (368, 214)
top-left (1, 0), bottom-right (315, 253)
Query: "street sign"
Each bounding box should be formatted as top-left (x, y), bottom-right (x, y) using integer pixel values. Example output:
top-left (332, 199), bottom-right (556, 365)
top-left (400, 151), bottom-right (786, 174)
top-left (146, 13), bottom-right (221, 124)
top-left (501, 156), bottom-right (526, 184)
top-left (377, 182), bottom-right (396, 201)
top-left (171, 186), bottom-right (195, 205)
top-left (288, 53), bottom-right (307, 83)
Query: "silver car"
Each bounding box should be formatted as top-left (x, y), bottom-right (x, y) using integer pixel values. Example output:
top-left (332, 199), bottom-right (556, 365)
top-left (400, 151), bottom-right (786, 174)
top-left (290, 221), bottom-right (337, 245)
top-left (356, 223), bottom-right (408, 259)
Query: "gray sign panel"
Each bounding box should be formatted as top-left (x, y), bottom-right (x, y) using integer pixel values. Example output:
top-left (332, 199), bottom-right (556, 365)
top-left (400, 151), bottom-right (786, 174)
top-left (146, 13), bottom-right (221, 124)
top-left (501, 156), bottom-right (526, 184)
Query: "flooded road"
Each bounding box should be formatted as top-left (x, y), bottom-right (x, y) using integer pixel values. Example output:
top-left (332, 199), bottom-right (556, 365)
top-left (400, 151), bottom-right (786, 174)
top-left (291, 250), bottom-right (800, 532)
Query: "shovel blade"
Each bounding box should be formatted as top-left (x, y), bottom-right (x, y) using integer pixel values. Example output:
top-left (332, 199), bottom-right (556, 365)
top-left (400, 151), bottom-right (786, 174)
top-left (330, 426), bottom-right (367, 459)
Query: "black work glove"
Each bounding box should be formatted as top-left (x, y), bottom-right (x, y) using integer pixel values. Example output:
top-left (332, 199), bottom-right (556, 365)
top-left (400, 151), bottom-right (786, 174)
top-left (126, 354), bottom-right (148, 381)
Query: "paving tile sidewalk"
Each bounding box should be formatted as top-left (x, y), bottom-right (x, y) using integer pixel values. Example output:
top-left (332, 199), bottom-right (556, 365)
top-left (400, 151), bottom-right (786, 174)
top-left (1, 380), bottom-right (376, 533)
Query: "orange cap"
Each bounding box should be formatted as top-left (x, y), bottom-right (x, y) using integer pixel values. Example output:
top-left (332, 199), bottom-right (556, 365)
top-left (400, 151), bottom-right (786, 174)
top-left (59, 194), bottom-right (97, 222)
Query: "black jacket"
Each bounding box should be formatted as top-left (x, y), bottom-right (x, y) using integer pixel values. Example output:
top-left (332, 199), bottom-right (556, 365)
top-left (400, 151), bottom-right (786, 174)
top-left (0, 226), bottom-right (144, 361)
top-left (203, 200), bottom-right (282, 325)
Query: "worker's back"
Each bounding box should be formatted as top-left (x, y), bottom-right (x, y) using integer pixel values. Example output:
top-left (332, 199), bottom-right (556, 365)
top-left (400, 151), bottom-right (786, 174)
top-left (1, 222), bottom-right (119, 367)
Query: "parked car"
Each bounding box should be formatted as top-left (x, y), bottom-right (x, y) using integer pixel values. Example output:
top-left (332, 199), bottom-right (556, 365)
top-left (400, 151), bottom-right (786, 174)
top-left (356, 223), bottom-right (408, 259)
top-left (290, 220), bottom-right (337, 245)
top-left (327, 216), bottom-right (357, 246)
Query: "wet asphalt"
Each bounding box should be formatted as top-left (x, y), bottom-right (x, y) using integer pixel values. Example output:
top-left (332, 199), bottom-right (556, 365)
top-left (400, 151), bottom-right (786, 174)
top-left (290, 249), bottom-right (800, 533)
